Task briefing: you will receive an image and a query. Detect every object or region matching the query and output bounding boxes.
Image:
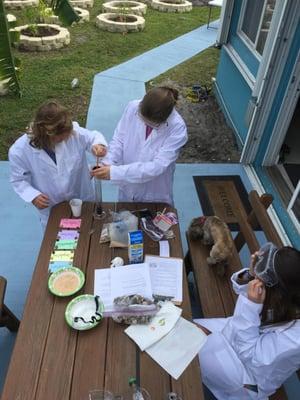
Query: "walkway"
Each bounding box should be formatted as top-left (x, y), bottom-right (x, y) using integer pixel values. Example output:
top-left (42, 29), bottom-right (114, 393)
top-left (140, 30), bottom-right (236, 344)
top-left (1, 19), bottom-right (299, 398)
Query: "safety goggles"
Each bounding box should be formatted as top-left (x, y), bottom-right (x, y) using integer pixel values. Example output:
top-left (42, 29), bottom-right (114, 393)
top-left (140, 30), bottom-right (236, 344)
top-left (254, 242), bottom-right (279, 287)
top-left (138, 110), bottom-right (161, 129)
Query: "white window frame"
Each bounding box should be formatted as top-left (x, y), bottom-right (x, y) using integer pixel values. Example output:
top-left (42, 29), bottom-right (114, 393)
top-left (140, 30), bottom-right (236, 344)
top-left (237, 0), bottom-right (272, 60)
top-left (287, 181), bottom-right (300, 232)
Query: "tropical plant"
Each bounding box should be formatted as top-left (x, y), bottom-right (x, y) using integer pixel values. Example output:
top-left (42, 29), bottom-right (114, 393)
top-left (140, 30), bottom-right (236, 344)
top-left (0, 0), bottom-right (80, 97)
top-left (0, 0), bottom-right (21, 96)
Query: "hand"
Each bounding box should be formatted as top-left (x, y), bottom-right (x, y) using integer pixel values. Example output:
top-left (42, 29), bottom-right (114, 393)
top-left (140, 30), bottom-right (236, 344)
top-left (92, 144), bottom-right (107, 157)
top-left (91, 165), bottom-right (111, 180)
top-left (249, 251), bottom-right (259, 276)
top-left (32, 194), bottom-right (49, 209)
top-left (247, 279), bottom-right (266, 304)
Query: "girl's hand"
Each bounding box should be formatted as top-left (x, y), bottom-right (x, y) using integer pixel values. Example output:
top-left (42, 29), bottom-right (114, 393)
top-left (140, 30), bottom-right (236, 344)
top-left (91, 165), bottom-right (111, 180)
top-left (247, 279), bottom-right (266, 304)
top-left (249, 251), bottom-right (259, 276)
top-left (32, 194), bottom-right (49, 209)
top-left (92, 144), bottom-right (107, 157)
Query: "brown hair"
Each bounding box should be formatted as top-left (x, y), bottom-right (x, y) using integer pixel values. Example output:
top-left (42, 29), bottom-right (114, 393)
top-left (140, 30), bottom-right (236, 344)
top-left (139, 86), bottom-right (178, 124)
top-left (28, 100), bottom-right (73, 149)
top-left (261, 246), bottom-right (300, 324)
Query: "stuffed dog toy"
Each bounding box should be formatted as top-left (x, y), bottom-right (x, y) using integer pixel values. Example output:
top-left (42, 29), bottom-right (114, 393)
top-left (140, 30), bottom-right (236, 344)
top-left (188, 216), bottom-right (233, 276)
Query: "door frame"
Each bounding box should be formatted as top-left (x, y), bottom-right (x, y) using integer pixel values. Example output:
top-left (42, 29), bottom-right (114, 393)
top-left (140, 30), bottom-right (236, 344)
top-left (262, 51), bottom-right (300, 166)
top-left (241, 0), bottom-right (299, 163)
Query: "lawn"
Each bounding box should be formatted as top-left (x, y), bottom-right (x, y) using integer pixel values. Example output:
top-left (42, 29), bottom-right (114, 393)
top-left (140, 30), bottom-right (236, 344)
top-left (0, 1), bottom-right (220, 159)
top-left (150, 46), bottom-right (220, 89)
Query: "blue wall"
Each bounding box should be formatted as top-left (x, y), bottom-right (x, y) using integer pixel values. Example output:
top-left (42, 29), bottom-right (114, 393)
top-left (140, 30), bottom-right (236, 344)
top-left (215, 0), bottom-right (260, 144)
top-left (215, 48), bottom-right (252, 144)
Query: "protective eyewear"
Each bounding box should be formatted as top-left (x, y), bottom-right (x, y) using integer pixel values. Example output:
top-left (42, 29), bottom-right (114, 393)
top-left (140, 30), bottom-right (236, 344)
top-left (138, 111), bottom-right (161, 129)
top-left (254, 242), bottom-right (279, 287)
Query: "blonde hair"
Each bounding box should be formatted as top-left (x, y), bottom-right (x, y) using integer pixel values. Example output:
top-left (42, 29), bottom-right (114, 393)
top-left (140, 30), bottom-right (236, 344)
top-left (28, 100), bottom-right (73, 149)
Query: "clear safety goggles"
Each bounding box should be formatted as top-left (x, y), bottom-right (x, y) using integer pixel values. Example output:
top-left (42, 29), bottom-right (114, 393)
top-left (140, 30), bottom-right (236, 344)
top-left (254, 242), bottom-right (279, 287)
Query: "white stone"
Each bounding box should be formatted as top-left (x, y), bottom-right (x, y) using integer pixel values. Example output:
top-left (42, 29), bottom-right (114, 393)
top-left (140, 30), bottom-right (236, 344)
top-left (4, 0), bottom-right (38, 9)
top-left (151, 0), bottom-right (192, 12)
top-left (11, 24), bottom-right (70, 52)
top-left (96, 12), bottom-right (145, 33)
top-left (74, 7), bottom-right (90, 23)
top-left (103, 1), bottom-right (147, 16)
top-left (70, 0), bottom-right (93, 9)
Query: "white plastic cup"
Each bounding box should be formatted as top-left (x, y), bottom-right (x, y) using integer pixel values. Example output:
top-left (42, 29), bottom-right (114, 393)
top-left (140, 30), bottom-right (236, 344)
top-left (69, 198), bottom-right (82, 217)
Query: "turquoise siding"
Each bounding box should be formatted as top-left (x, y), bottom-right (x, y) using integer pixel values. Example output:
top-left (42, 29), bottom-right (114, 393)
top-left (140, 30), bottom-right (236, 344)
top-left (215, 0), bottom-right (261, 145)
top-left (215, 48), bottom-right (252, 144)
top-left (255, 22), bottom-right (300, 164)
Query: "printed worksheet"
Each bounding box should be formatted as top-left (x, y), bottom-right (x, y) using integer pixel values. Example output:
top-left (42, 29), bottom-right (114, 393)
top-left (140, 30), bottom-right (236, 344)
top-left (145, 255), bottom-right (183, 304)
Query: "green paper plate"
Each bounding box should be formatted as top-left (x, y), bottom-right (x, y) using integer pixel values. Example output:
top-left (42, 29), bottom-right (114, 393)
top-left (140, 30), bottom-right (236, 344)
top-left (48, 267), bottom-right (85, 297)
top-left (65, 294), bottom-right (104, 330)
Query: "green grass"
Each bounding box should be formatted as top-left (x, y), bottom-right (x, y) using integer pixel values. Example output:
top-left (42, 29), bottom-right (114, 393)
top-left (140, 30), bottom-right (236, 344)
top-left (150, 46), bottom-right (220, 89)
top-left (0, 2), bottom-right (220, 159)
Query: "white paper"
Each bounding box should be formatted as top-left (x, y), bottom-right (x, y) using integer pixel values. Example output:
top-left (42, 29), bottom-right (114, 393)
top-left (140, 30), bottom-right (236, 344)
top-left (145, 255), bottom-right (183, 304)
top-left (110, 263), bottom-right (153, 300)
top-left (94, 268), bottom-right (113, 308)
top-left (159, 240), bottom-right (170, 257)
top-left (125, 302), bottom-right (182, 351)
top-left (146, 317), bottom-right (207, 379)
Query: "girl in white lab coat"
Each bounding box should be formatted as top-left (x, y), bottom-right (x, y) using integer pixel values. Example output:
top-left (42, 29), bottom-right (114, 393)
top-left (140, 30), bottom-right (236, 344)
top-left (9, 100), bottom-right (107, 228)
top-left (91, 87), bottom-right (187, 205)
top-left (195, 246), bottom-right (300, 400)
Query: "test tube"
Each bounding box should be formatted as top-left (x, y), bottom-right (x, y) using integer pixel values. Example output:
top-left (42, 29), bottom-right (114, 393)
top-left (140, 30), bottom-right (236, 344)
top-left (94, 177), bottom-right (105, 219)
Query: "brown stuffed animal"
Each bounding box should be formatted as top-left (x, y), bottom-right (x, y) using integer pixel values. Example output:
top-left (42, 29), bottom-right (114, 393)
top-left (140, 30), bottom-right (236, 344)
top-left (188, 216), bottom-right (233, 276)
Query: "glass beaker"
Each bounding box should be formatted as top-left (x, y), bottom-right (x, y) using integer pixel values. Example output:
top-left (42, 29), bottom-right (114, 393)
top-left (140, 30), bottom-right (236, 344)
top-left (89, 389), bottom-right (114, 400)
top-left (93, 177), bottom-right (106, 219)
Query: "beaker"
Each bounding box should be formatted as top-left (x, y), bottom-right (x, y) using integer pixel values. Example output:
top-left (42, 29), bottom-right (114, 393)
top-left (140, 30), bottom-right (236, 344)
top-left (89, 389), bottom-right (114, 400)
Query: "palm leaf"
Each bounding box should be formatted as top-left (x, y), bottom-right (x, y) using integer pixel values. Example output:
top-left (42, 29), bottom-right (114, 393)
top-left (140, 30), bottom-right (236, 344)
top-left (49, 0), bottom-right (80, 26)
top-left (0, 0), bottom-right (21, 95)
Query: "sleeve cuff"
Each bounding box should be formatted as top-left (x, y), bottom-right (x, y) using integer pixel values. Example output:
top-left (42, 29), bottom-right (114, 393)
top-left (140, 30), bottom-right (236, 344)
top-left (22, 187), bottom-right (42, 203)
top-left (234, 294), bottom-right (263, 325)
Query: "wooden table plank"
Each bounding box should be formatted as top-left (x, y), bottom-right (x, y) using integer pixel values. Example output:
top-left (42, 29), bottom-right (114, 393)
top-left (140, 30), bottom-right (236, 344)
top-left (138, 203), bottom-right (172, 399)
top-left (168, 207), bottom-right (204, 400)
top-left (71, 203), bottom-right (112, 399)
top-left (104, 202), bottom-right (141, 397)
top-left (36, 202), bottom-right (94, 400)
top-left (1, 202), bottom-right (70, 400)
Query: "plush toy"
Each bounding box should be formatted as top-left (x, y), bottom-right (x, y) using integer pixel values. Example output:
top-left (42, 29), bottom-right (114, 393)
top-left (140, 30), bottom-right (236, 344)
top-left (188, 216), bottom-right (233, 276)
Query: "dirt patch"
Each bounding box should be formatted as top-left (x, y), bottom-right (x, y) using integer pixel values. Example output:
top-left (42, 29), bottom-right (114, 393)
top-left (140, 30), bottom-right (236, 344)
top-left (156, 79), bottom-right (241, 163)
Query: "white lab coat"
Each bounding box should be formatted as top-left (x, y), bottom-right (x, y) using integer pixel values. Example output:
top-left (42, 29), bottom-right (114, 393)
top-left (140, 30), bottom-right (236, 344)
top-left (195, 269), bottom-right (300, 400)
top-left (102, 100), bottom-right (187, 205)
top-left (9, 122), bottom-right (107, 228)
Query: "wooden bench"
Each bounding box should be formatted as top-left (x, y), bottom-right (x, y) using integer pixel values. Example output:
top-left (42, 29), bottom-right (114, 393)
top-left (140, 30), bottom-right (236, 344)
top-left (0, 276), bottom-right (20, 332)
top-left (185, 190), bottom-right (289, 399)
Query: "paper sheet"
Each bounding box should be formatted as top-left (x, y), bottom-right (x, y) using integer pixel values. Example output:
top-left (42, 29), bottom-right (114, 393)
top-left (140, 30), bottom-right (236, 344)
top-left (125, 302), bottom-right (182, 351)
top-left (94, 268), bottom-right (113, 308)
top-left (159, 240), bottom-right (170, 257)
top-left (111, 263), bottom-right (153, 300)
top-left (59, 219), bottom-right (81, 229)
top-left (145, 255), bottom-right (183, 304)
top-left (146, 317), bottom-right (207, 379)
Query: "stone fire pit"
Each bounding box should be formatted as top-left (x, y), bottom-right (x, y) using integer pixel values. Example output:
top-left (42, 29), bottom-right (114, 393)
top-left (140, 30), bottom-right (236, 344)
top-left (96, 13), bottom-right (145, 33)
top-left (102, 1), bottom-right (147, 15)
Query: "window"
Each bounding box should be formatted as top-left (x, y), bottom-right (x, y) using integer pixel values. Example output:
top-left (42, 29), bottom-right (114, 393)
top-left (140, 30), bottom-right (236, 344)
top-left (240, 0), bottom-right (277, 55)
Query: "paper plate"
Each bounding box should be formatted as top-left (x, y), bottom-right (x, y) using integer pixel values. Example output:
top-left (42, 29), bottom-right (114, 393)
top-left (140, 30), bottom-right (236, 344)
top-left (65, 294), bottom-right (104, 330)
top-left (48, 267), bottom-right (85, 297)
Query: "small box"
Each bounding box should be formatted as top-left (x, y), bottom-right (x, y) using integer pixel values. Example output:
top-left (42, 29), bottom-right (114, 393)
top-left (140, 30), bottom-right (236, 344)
top-left (128, 230), bottom-right (143, 264)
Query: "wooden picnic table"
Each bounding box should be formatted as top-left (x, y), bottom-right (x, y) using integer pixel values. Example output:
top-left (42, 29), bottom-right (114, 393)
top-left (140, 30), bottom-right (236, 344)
top-left (1, 201), bottom-right (204, 400)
